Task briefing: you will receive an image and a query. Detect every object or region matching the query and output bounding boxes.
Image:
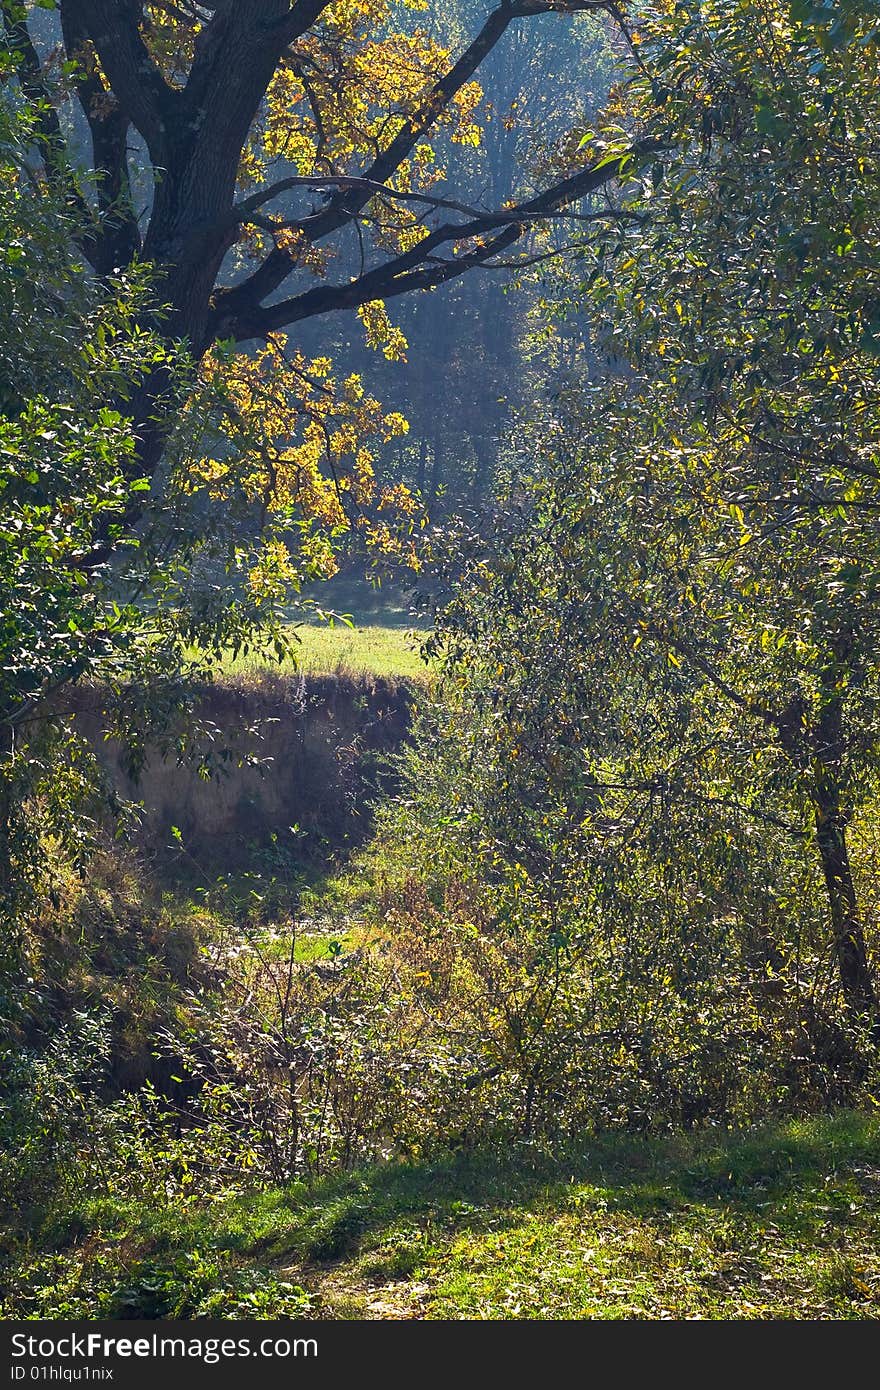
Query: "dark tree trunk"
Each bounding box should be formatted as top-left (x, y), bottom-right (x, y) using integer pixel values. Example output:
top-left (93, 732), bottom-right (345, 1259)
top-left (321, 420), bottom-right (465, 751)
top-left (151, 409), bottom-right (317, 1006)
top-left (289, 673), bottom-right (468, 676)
top-left (474, 435), bottom-right (492, 496)
top-left (813, 785), bottom-right (877, 1021)
top-left (811, 696), bottom-right (878, 1022)
top-left (0, 713), bottom-right (15, 906)
top-left (416, 436), bottom-right (428, 494)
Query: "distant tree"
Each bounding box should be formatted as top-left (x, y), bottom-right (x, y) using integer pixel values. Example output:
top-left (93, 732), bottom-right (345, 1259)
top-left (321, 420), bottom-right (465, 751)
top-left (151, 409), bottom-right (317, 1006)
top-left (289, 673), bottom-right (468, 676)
top-left (379, 3), bottom-right (615, 503)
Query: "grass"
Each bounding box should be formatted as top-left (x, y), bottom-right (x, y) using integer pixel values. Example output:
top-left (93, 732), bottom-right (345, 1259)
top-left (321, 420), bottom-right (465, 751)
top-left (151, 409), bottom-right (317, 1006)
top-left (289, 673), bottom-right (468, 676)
top-left (207, 576), bottom-right (432, 682)
top-left (6, 1112), bottom-right (880, 1319)
top-left (206, 621), bottom-right (431, 682)
top-left (290, 622), bottom-right (429, 680)
top-left (154, 823), bottom-right (400, 937)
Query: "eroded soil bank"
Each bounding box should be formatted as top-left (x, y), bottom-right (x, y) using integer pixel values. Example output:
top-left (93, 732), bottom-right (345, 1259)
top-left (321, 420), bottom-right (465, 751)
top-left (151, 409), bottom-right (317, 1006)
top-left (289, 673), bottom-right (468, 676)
top-left (69, 673), bottom-right (415, 855)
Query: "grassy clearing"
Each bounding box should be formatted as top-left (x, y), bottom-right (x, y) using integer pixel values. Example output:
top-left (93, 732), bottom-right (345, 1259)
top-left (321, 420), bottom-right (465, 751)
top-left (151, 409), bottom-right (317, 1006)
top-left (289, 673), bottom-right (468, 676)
top-left (206, 576), bottom-right (432, 681)
top-left (6, 1112), bottom-right (880, 1319)
top-left (209, 621), bottom-right (430, 682)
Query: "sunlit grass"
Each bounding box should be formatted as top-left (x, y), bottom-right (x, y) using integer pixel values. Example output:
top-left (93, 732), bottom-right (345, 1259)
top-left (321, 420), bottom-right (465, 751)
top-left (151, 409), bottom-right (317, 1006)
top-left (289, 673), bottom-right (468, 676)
top-left (208, 621), bottom-right (431, 682)
top-left (7, 1112), bottom-right (880, 1319)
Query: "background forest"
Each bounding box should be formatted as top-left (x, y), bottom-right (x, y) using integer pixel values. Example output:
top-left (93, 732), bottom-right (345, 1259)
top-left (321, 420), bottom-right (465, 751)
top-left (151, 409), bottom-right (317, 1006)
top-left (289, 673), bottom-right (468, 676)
top-left (2, 0), bottom-right (880, 1321)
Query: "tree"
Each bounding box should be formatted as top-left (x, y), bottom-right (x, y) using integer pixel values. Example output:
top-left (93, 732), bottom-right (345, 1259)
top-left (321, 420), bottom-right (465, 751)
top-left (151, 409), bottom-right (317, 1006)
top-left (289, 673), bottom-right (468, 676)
top-left (406, 0), bottom-right (880, 1082)
top-left (0, 0), bottom-right (639, 802)
top-left (0, 93), bottom-right (319, 906)
top-left (1, 0), bottom-right (627, 486)
top-left (370, 2), bottom-right (615, 503)
top-left (577, 0), bottom-right (880, 1024)
top-left (0, 96), bottom-right (167, 905)
top-left (0, 0), bottom-right (633, 895)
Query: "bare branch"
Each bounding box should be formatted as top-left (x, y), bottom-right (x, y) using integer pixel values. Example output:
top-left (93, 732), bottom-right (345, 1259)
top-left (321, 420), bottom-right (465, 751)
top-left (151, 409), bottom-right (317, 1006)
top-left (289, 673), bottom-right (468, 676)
top-left (231, 175), bottom-right (491, 226)
top-left (215, 0), bottom-right (614, 321)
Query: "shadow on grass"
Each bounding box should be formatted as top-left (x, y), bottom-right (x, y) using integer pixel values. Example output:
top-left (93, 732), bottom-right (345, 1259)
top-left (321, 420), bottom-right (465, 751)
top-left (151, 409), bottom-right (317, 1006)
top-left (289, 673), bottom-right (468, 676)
top-left (14, 1111), bottom-right (878, 1318)
top-left (298, 577), bottom-right (428, 631)
top-left (82, 1111), bottom-right (876, 1271)
top-left (256, 1111), bottom-right (880, 1264)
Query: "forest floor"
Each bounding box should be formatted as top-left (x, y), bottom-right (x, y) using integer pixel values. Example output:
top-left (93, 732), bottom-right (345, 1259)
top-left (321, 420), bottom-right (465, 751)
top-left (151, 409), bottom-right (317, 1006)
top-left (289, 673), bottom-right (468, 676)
top-left (6, 1112), bottom-right (880, 1319)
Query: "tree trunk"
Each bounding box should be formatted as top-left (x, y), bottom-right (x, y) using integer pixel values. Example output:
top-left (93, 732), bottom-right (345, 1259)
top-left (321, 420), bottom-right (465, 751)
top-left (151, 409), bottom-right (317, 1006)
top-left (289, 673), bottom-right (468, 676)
top-left (474, 434), bottom-right (492, 496)
top-left (416, 436), bottom-right (427, 494)
top-left (430, 436), bottom-right (445, 500)
top-left (813, 789), bottom-right (877, 1021)
top-left (0, 713), bottom-right (15, 906)
top-left (811, 695), bottom-right (878, 1023)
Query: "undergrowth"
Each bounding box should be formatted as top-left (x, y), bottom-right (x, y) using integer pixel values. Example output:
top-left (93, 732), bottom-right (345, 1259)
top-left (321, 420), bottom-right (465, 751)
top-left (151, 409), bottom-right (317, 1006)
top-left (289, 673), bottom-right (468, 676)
top-left (3, 1113), bottom-right (879, 1319)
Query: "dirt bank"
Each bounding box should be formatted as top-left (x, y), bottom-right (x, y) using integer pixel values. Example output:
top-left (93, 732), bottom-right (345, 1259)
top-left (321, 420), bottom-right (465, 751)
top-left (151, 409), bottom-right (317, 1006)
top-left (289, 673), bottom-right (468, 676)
top-left (69, 672), bottom-right (414, 855)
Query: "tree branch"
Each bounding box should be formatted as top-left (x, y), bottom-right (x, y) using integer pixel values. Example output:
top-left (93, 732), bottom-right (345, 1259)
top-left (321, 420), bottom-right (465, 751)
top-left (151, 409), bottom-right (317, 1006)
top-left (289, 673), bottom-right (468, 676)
top-left (59, 0), bottom-right (179, 160)
top-left (2, 2), bottom-right (67, 151)
top-left (230, 174), bottom-right (492, 227)
top-left (59, 6), bottom-right (142, 273)
top-left (213, 0), bottom-right (613, 323)
top-left (221, 143), bottom-right (655, 340)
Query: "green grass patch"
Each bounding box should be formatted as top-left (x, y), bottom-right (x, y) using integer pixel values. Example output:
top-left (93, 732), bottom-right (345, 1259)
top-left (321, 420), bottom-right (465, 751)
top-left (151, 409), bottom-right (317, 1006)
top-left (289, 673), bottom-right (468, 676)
top-left (5, 1112), bottom-right (880, 1319)
top-left (212, 622), bottom-right (430, 682)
